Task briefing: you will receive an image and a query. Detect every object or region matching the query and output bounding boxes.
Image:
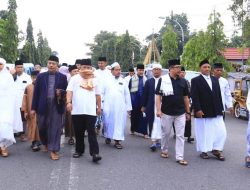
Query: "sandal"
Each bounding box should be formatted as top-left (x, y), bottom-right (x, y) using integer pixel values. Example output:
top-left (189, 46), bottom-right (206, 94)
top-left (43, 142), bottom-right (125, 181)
top-left (114, 143), bottom-right (123, 149)
top-left (50, 152), bottom-right (59, 160)
top-left (0, 147), bottom-right (8, 157)
top-left (212, 150), bottom-right (225, 161)
top-left (245, 156), bottom-right (250, 168)
top-left (176, 160), bottom-right (188, 166)
top-left (160, 152), bottom-right (169, 158)
top-left (200, 152), bottom-right (209, 159)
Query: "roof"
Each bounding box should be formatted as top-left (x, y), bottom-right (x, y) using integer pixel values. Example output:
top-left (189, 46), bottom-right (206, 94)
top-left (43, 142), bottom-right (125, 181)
top-left (227, 72), bottom-right (250, 80)
top-left (221, 48), bottom-right (250, 60)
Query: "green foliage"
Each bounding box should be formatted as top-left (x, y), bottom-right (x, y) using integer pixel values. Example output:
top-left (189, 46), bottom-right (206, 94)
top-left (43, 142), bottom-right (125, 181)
top-left (86, 30), bottom-right (142, 70)
top-left (1, 0), bottom-right (19, 63)
top-left (117, 30), bottom-right (133, 71)
top-left (227, 35), bottom-right (243, 47)
top-left (160, 25), bottom-right (178, 68)
top-left (229, 0), bottom-right (250, 46)
top-left (182, 10), bottom-right (229, 71)
top-left (36, 32), bottom-right (52, 66)
top-left (146, 13), bottom-right (190, 57)
top-left (21, 18), bottom-right (37, 63)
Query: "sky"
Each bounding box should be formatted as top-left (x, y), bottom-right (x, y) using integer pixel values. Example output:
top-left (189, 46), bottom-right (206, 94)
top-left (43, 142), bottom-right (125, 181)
top-left (0, 0), bottom-right (235, 64)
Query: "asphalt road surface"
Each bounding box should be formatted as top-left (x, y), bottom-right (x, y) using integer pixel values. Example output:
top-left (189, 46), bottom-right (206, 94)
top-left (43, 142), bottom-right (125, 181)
top-left (0, 113), bottom-right (249, 190)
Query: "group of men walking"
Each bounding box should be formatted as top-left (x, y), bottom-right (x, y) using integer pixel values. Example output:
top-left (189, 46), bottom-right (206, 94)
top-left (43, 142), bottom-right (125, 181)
top-left (1, 55), bottom-right (250, 167)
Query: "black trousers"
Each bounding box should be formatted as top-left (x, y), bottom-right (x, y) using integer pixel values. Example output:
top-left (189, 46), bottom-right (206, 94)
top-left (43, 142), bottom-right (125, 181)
top-left (130, 109), bottom-right (143, 133)
top-left (72, 114), bottom-right (99, 156)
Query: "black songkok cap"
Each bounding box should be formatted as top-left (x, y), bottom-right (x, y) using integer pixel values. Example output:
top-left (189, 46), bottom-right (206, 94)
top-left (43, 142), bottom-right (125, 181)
top-left (31, 70), bottom-right (40, 76)
top-left (68, 65), bottom-right (77, 72)
top-left (168, 59), bottom-right (180, 67)
top-left (181, 66), bottom-right (185, 71)
top-left (98, 57), bottom-right (107, 62)
top-left (48, 55), bottom-right (59, 63)
top-left (128, 68), bottom-right (134, 72)
top-left (81, 59), bottom-right (92, 66)
top-left (199, 59), bottom-right (209, 67)
top-left (62, 63), bottom-right (68, 66)
top-left (15, 60), bottom-right (24, 66)
top-left (137, 64), bottom-right (144, 70)
top-left (75, 59), bottom-right (82, 65)
top-left (213, 63), bottom-right (223, 69)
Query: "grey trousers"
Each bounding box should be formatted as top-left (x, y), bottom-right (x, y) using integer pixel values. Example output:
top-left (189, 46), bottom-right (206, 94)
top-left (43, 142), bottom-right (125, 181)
top-left (161, 113), bottom-right (185, 160)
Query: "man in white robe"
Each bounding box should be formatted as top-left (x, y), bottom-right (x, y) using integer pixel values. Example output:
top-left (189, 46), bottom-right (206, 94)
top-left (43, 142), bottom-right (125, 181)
top-left (213, 63), bottom-right (233, 115)
top-left (94, 57), bottom-right (112, 135)
top-left (191, 59), bottom-right (226, 161)
top-left (13, 60), bottom-right (32, 141)
top-left (141, 63), bottom-right (162, 151)
top-left (0, 58), bottom-right (22, 157)
top-left (103, 62), bottom-right (132, 149)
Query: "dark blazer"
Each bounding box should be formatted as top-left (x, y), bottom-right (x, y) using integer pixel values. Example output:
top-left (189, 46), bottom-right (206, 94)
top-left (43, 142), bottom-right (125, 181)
top-left (191, 74), bottom-right (223, 118)
top-left (31, 71), bottom-right (68, 115)
top-left (142, 78), bottom-right (158, 125)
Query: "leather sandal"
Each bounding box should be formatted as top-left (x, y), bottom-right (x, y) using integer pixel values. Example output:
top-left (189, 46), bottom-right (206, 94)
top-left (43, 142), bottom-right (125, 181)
top-left (212, 150), bottom-right (225, 161)
top-left (50, 152), bottom-right (59, 160)
top-left (160, 152), bottom-right (169, 158)
top-left (200, 152), bottom-right (209, 159)
top-left (176, 160), bottom-right (188, 166)
top-left (114, 143), bottom-right (123, 149)
top-left (1, 147), bottom-right (9, 157)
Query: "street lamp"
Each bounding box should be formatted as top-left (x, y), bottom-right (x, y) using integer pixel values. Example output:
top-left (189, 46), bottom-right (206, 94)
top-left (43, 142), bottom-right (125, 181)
top-left (158, 16), bottom-right (185, 54)
top-left (130, 42), bottom-right (142, 62)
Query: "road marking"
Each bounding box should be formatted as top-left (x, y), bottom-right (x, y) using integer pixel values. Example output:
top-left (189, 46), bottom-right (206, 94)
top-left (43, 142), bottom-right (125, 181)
top-left (48, 135), bottom-right (65, 190)
top-left (68, 147), bottom-right (79, 190)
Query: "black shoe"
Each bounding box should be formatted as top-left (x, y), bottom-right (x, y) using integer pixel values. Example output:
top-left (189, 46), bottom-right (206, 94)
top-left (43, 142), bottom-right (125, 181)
top-left (73, 152), bottom-right (83, 158)
top-left (92, 154), bottom-right (102, 163)
top-left (150, 144), bottom-right (157, 152)
top-left (187, 137), bottom-right (194, 143)
top-left (32, 144), bottom-right (40, 152)
top-left (105, 138), bottom-right (111, 144)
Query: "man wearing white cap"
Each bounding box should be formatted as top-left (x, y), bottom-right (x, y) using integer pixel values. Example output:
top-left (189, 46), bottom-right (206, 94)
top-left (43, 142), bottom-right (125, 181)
top-left (102, 62), bottom-right (132, 149)
top-left (141, 63), bottom-right (162, 151)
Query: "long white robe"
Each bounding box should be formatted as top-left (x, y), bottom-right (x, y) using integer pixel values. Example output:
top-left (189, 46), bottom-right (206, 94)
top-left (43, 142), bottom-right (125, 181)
top-left (194, 75), bottom-right (227, 152)
top-left (0, 66), bottom-right (22, 147)
top-left (195, 116), bottom-right (226, 152)
top-left (103, 76), bottom-right (132, 141)
top-left (151, 77), bottom-right (161, 141)
top-left (14, 72), bottom-right (32, 108)
top-left (219, 77), bottom-right (233, 111)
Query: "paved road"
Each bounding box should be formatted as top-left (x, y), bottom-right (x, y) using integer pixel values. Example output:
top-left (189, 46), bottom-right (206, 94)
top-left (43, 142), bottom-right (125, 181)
top-left (0, 113), bottom-right (249, 190)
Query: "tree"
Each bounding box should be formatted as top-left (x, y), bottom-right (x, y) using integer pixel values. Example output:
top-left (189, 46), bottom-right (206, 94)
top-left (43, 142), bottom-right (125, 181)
top-left (229, 0), bottom-right (250, 45)
top-left (1, 0), bottom-right (19, 63)
top-left (146, 13), bottom-right (190, 57)
top-left (160, 25), bottom-right (178, 68)
top-left (182, 10), bottom-right (232, 71)
top-left (227, 35), bottom-right (244, 47)
top-left (21, 18), bottom-right (37, 63)
top-left (86, 31), bottom-right (118, 67)
top-left (36, 30), bottom-right (52, 66)
top-left (116, 30), bottom-right (133, 71)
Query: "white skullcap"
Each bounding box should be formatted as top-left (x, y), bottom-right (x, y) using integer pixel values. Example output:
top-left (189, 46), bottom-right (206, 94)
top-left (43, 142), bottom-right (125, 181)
top-left (152, 63), bottom-right (162, 69)
top-left (111, 62), bottom-right (120, 68)
top-left (105, 65), bottom-right (112, 70)
top-left (0, 58), bottom-right (6, 65)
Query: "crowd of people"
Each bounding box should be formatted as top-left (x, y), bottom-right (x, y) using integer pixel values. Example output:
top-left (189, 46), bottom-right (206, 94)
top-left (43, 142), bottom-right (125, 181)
top-left (0, 55), bottom-right (250, 167)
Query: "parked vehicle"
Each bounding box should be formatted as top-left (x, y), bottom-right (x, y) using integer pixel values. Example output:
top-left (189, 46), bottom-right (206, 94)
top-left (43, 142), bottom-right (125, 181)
top-left (227, 72), bottom-right (250, 119)
top-left (6, 63), bottom-right (34, 75)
